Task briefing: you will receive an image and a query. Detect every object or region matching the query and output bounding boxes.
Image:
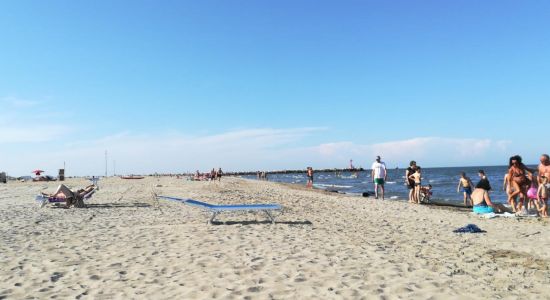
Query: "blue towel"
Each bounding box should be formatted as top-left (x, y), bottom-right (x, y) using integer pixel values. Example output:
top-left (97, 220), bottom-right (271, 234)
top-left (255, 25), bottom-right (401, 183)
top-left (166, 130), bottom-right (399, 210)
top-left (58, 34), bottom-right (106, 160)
top-left (453, 224), bottom-right (486, 233)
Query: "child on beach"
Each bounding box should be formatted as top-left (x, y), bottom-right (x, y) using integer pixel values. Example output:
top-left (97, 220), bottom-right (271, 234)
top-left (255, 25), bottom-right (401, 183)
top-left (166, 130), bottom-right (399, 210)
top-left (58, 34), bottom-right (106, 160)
top-left (526, 173), bottom-right (539, 212)
top-left (408, 167), bottom-right (422, 204)
top-left (457, 172), bottom-right (474, 206)
top-left (420, 184), bottom-right (433, 203)
top-left (536, 176), bottom-right (548, 217)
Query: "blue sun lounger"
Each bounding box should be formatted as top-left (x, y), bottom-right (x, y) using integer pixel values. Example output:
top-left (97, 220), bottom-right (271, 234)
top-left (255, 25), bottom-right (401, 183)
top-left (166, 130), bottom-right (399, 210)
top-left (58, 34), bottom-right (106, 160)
top-left (157, 196), bottom-right (282, 224)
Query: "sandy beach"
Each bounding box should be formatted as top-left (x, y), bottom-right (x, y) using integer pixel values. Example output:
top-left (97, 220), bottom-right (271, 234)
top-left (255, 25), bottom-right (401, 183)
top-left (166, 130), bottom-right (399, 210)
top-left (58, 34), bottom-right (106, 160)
top-left (0, 177), bottom-right (548, 299)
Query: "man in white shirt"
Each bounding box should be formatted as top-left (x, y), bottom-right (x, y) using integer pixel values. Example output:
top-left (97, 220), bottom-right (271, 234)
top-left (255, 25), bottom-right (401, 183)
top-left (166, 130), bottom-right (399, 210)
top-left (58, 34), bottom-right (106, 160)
top-left (371, 156), bottom-right (387, 199)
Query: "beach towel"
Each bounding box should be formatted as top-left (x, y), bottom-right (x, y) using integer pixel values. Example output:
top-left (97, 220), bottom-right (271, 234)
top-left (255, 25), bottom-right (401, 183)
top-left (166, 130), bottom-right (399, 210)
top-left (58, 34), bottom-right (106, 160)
top-left (476, 212), bottom-right (517, 219)
top-left (453, 224), bottom-right (486, 233)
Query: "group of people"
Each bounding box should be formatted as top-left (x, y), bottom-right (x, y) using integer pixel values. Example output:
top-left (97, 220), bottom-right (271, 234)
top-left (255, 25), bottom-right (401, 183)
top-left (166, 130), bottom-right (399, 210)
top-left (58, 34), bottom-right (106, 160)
top-left (303, 157), bottom-right (430, 202)
top-left (370, 157), bottom-right (432, 202)
top-left (256, 171), bottom-right (268, 181)
top-left (319, 153), bottom-right (548, 218)
top-left (403, 161), bottom-right (432, 204)
top-left (193, 168), bottom-right (223, 181)
top-left (503, 154), bottom-right (549, 217)
top-left (372, 154), bottom-right (549, 217)
top-left (454, 169), bottom-right (511, 214)
top-left (455, 154), bottom-right (549, 217)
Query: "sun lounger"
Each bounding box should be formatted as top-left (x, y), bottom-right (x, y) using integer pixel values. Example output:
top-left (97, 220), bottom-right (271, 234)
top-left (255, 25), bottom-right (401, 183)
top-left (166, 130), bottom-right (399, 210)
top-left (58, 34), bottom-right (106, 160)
top-left (36, 188), bottom-right (97, 208)
top-left (157, 195), bottom-right (282, 224)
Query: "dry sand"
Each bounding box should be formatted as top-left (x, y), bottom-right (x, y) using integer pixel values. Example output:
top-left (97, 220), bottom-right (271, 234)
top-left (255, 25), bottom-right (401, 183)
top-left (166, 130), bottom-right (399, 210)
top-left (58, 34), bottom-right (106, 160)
top-left (0, 177), bottom-right (548, 299)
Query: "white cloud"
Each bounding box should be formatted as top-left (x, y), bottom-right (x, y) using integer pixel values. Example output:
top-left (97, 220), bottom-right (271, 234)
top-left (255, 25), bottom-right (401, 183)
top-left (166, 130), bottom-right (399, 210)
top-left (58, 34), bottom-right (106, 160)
top-left (0, 127), bottom-right (326, 176)
top-left (0, 126), bottom-right (516, 176)
top-left (0, 95), bottom-right (73, 144)
top-left (309, 137), bottom-right (512, 168)
top-left (1, 96), bottom-right (39, 108)
top-left (0, 125), bottom-right (71, 143)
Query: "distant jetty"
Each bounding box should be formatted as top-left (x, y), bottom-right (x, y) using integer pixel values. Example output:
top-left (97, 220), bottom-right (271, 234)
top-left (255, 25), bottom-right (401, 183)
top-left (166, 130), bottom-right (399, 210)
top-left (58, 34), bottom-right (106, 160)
top-left (223, 168), bottom-right (365, 176)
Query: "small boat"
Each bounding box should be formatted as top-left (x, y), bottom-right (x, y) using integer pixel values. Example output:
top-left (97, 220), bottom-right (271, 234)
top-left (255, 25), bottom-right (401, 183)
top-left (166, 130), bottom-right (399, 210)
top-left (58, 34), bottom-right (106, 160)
top-left (120, 176), bottom-right (145, 180)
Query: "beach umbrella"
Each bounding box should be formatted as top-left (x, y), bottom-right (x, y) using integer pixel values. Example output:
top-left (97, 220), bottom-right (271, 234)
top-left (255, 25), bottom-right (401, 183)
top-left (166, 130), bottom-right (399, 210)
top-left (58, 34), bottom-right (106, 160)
top-left (32, 170), bottom-right (44, 175)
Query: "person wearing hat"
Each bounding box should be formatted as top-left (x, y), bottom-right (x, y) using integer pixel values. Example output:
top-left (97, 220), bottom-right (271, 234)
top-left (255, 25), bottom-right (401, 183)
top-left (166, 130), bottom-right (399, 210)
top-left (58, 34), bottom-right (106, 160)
top-left (371, 156), bottom-right (387, 199)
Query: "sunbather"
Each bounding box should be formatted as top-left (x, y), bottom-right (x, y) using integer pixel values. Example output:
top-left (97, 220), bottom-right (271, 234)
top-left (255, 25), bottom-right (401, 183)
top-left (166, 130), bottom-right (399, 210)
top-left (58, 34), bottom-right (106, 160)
top-left (472, 180), bottom-right (511, 214)
top-left (42, 184), bottom-right (96, 208)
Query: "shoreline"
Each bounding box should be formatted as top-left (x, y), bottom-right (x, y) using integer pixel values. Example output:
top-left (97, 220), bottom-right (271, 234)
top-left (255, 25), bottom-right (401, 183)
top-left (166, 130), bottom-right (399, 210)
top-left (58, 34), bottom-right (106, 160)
top-left (246, 178), bottom-right (548, 217)
top-left (248, 177), bottom-right (476, 209)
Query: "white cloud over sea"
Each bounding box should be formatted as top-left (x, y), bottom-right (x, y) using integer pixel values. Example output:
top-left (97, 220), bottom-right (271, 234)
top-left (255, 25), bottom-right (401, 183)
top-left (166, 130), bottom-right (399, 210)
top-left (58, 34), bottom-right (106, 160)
top-left (1, 124), bottom-right (515, 176)
top-left (308, 137), bottom-right (513, 169)
top-left (0, 95), bottom-right (520, 175)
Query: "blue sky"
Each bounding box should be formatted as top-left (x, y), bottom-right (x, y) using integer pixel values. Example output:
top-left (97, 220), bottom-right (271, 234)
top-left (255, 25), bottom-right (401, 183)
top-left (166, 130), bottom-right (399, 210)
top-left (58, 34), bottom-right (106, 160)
top-left (1, 1), bottom-right (549, 176)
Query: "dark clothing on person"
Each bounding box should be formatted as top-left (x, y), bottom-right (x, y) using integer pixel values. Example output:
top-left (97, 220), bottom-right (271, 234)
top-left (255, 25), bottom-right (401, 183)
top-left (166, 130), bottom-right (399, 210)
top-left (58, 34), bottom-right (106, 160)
top-left (476, 178), bottom-right (492, 191)
top-left (406, 167), bottom-right (416, 189)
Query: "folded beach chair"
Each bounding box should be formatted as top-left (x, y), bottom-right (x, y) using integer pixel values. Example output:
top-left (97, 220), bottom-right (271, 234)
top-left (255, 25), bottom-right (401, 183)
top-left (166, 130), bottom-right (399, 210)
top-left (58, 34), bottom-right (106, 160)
top-left (36, 188), bottom-right (97, 208)
top-left (157, 195), bottom-right (282, 224)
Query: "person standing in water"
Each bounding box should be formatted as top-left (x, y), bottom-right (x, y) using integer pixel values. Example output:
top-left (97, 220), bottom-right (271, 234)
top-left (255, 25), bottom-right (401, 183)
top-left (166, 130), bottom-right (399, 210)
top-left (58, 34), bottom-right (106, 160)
top-left (371, 156), bottom-right (387, 199)
top-left (306, 167), bottom-right (314, 188)
top-left (457, 172), bottom-right (474, 206)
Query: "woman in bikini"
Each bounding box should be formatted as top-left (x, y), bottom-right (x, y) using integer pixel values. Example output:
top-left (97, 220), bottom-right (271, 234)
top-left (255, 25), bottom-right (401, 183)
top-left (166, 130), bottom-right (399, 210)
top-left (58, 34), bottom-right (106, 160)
top-left (42, 184), bottom-right (96, 208)
top-left (507, 155), bottom-right (535, 212)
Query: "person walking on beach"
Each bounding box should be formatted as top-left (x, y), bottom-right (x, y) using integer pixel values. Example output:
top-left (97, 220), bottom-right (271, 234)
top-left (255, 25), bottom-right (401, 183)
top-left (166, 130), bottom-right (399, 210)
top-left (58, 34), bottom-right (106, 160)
top-left (405, 161), bottom-right (418, 203)
top-left (457, 172), bottom-right (474, 205)
top-left (371, 156), bottom-right (387, 199)
top-left (306, 167), bottom-right (314, 188)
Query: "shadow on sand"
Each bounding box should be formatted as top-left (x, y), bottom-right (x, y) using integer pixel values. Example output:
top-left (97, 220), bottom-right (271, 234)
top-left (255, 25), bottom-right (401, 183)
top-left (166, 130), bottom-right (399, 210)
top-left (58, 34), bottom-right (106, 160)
top-left (211, 220), bottom-right (313, 226)
top-left (86, 203), bottom-right (152, 209)
top-left (50, 203), bottom-right (152, 209)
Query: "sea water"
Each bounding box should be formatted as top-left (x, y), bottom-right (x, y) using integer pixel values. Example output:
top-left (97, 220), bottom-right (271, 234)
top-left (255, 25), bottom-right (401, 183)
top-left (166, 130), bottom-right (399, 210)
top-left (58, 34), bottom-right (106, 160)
top-left (244, 165), bottom-right (533, 204)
